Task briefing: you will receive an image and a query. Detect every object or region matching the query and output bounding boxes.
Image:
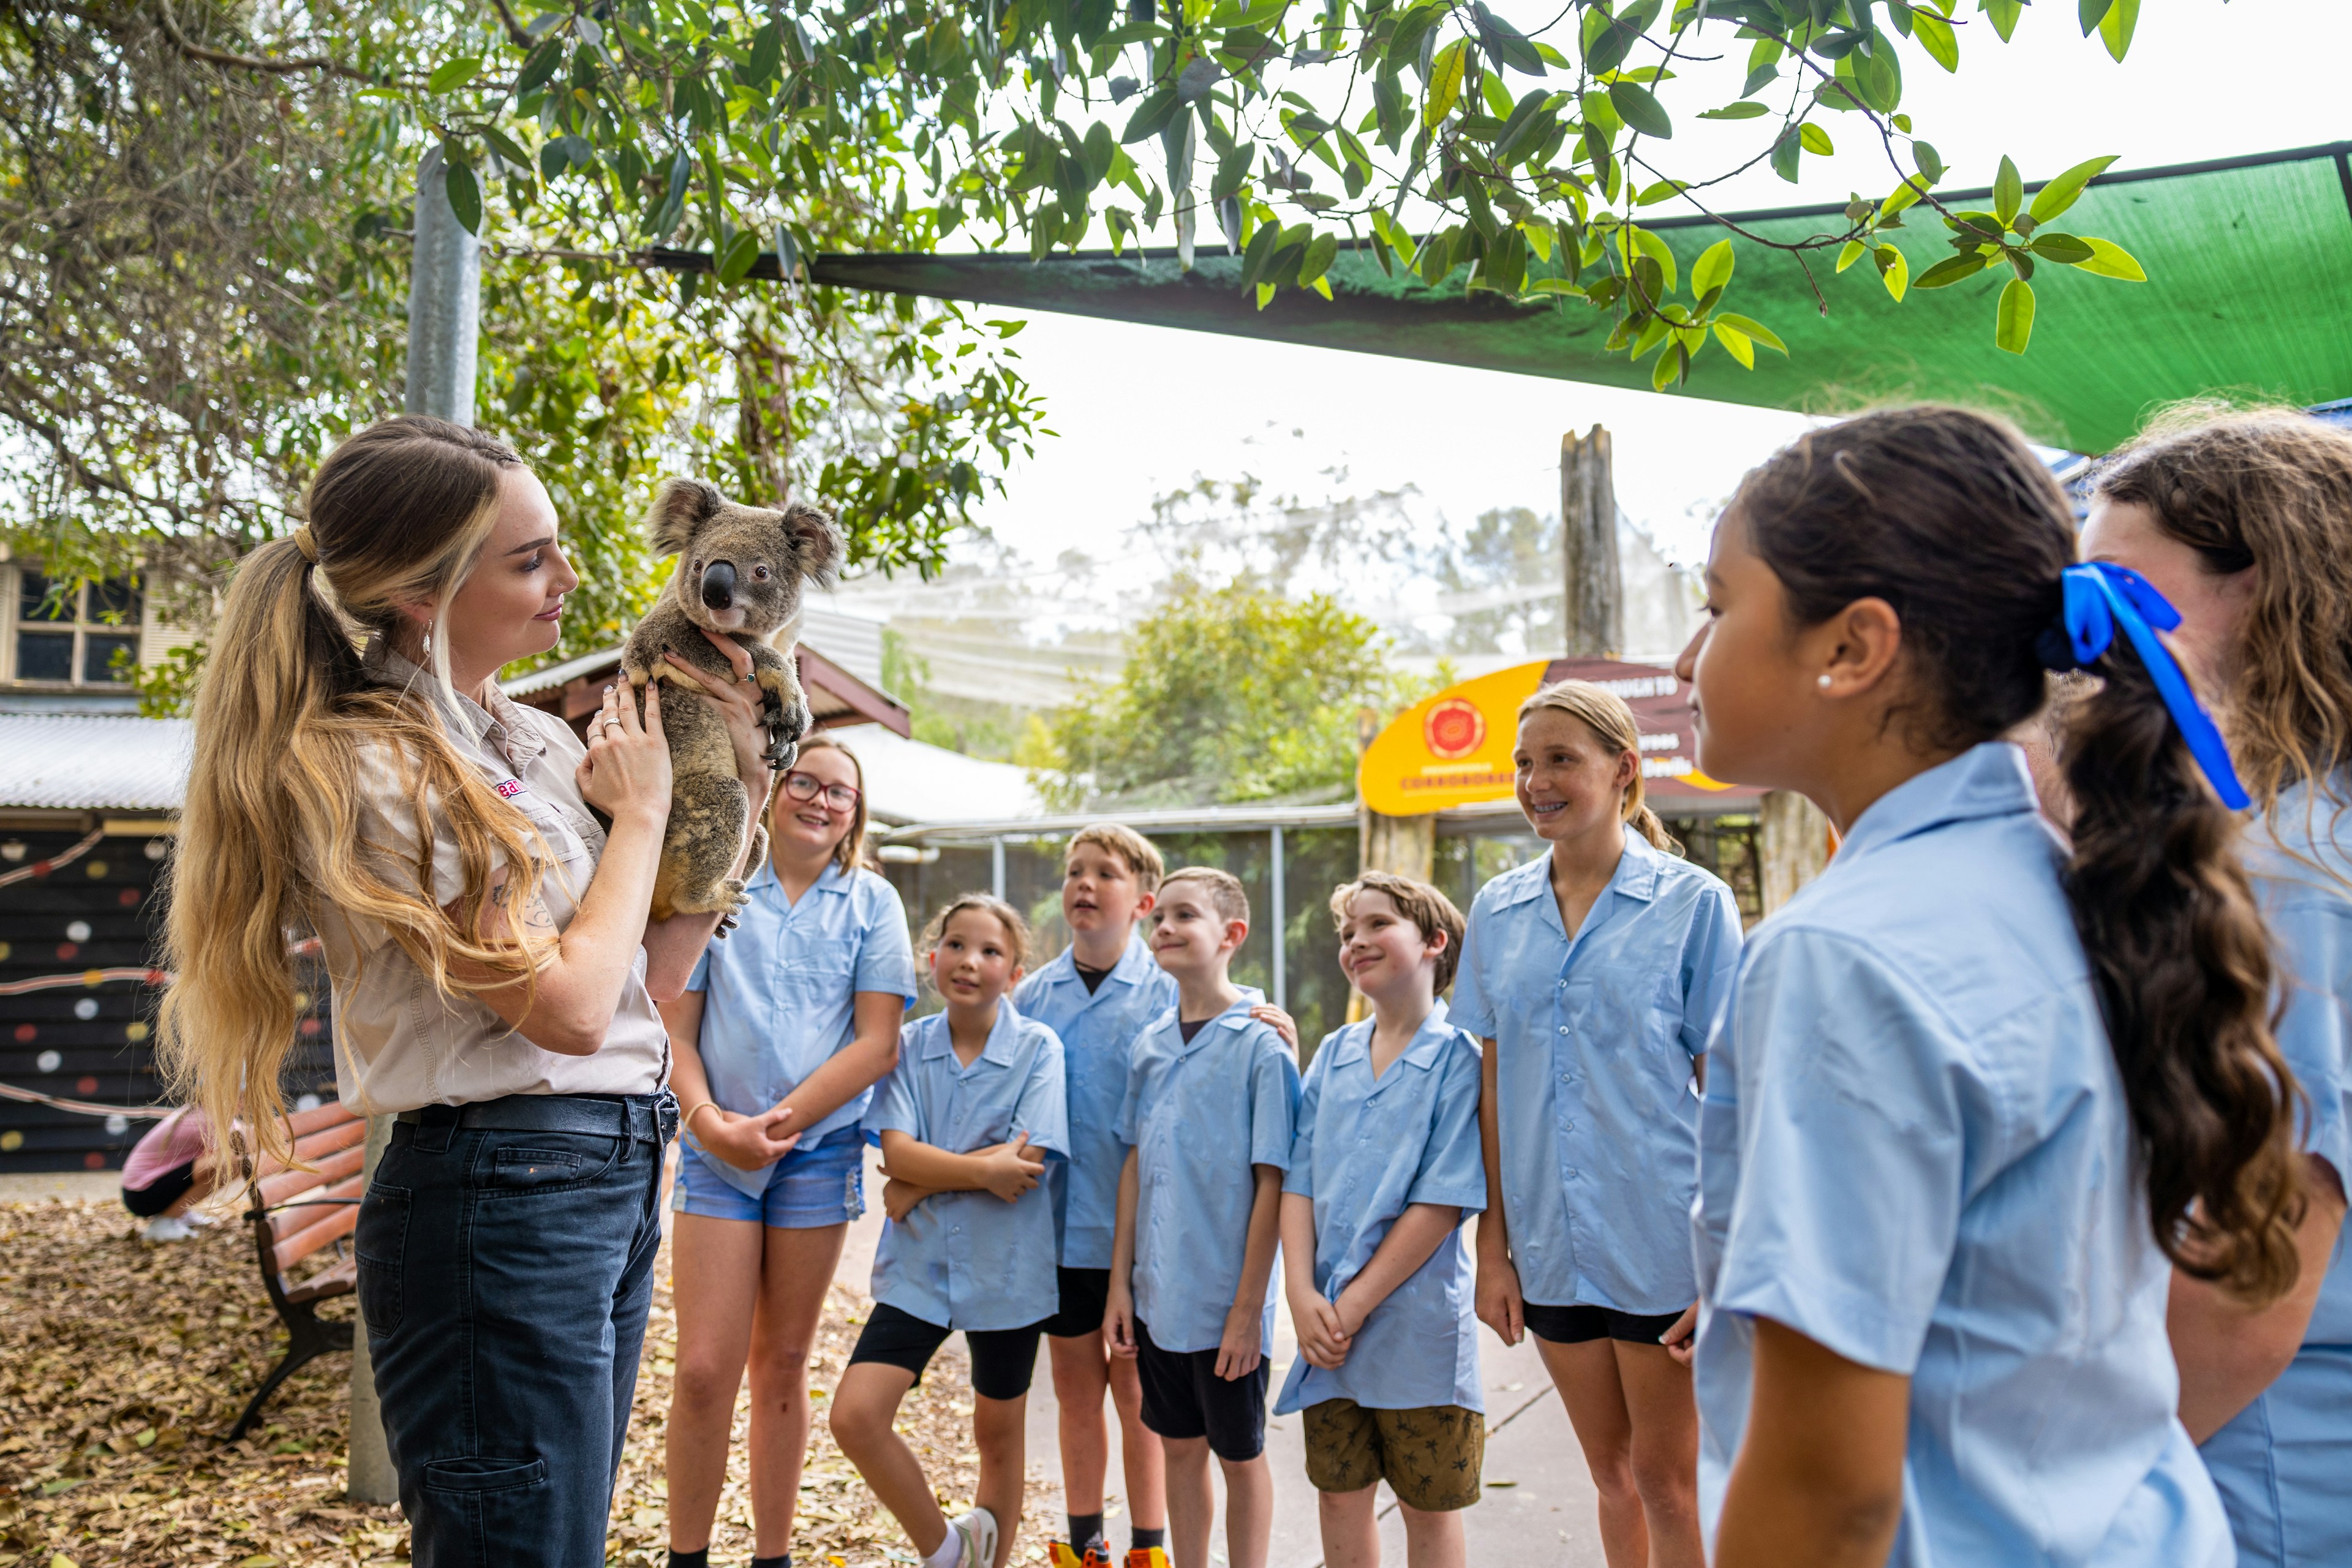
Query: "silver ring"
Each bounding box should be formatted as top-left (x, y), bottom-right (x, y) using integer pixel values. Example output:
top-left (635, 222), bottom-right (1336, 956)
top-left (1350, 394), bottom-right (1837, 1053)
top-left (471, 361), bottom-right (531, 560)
top-left (601, 717), bottom-right (624, 730)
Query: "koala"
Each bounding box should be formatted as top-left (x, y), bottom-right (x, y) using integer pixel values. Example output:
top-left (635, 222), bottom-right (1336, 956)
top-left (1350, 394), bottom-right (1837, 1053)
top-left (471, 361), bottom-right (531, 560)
top-left (620, 477), bottom-right (844, 921)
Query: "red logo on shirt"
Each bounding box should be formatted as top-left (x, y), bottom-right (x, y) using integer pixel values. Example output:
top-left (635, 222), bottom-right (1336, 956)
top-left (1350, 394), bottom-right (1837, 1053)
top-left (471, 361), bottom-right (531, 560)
top-left (494, 778), bottom-right (526, 799)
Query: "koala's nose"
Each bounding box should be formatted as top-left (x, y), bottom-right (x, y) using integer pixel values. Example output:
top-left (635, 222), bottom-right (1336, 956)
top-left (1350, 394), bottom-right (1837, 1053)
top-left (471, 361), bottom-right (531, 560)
top-left (699, 560), bottom-right (737, 611)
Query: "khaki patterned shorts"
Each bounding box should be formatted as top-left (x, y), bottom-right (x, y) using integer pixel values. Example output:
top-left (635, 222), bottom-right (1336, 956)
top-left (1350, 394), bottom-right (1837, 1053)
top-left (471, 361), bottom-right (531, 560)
top-left (1302, 1399), bottom-right (1485, 1511)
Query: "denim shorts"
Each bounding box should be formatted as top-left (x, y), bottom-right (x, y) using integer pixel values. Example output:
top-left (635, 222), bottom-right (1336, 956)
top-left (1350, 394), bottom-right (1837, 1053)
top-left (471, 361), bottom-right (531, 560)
top-left (671, 1125), bottom-right (867, 1227)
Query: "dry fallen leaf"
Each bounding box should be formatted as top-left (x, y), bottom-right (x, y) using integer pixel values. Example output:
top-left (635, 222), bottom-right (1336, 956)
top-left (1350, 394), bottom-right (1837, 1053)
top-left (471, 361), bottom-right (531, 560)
top-left (2, 1200), bottom-right (1057, 1566)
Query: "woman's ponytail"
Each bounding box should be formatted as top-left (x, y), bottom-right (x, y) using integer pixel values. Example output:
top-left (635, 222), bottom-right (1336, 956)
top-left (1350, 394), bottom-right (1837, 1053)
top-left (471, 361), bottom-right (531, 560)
top-left (2061, 649), bottom-right (2305, 1300)
top-left (1733, 404), bottom-right (2305, 1306)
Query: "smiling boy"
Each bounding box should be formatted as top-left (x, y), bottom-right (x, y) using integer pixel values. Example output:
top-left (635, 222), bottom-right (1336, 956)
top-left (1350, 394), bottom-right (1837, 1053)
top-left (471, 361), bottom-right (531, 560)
top-left (1014, 825), bottom-right (1178, 1568)
top-left (1107, 867), bottom-right (1300, 1568)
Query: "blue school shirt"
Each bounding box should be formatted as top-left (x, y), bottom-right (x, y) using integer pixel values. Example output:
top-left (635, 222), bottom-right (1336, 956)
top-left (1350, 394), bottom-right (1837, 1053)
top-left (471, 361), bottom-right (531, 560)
top-left (862, 1003), bottom-right (1069, 1333)
top-left (1117, 989), bottom-right (1302, 1354)
top-left (2201, 777), bottom-right (2352, 1568)
top-left (1690, 743), bottom-right (2230, 1567)
top-left (684, 861), bottom-right (919, 1199)
top-left (1272, 1004), bottom-right (1488, 1416)
top-left (1449, 833), bottom-right (1741, 1314)
top-left (1014, 934), bottom-right (1180, 1270)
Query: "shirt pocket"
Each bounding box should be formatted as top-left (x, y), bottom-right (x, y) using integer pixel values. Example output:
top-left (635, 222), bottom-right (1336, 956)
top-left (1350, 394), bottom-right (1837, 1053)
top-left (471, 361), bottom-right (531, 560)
top-left (786, 937), bottom-right (858, 993)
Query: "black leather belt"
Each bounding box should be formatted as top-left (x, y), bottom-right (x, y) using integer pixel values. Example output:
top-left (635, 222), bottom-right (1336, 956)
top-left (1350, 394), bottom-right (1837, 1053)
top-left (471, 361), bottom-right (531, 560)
top-left (393, 1090), bottom-right (677, 1144)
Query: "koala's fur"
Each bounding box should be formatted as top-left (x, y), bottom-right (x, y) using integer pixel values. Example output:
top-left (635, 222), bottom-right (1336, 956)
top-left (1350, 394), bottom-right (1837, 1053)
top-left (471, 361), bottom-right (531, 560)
top-left (620, 478), bottom-right (844, 921)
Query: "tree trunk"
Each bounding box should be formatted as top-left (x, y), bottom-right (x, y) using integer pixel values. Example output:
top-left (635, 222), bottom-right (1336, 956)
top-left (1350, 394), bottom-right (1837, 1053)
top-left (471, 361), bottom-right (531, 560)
top-left (737, 331), bottom-right (796, 503)
top-left (1561, 424), bottom-right (1622, 659)
top-left (1758, 790), bottom-right (1834, 916)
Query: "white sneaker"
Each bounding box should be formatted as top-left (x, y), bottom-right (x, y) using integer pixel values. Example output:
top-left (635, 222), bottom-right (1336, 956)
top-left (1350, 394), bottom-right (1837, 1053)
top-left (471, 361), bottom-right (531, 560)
top-left (141, 1215), bottom-right (192, 1243)
top-left (948, 1506), bottom-right (999, 1568)
top-left (181, 1207), bottom-right (219, 1227)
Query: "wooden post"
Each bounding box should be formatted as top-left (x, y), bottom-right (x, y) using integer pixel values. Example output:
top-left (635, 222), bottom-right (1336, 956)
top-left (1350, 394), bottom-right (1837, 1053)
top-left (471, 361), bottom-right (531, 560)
top-left (1758, 790), bottom-right (1834, 916)
top-left (1562, 425), bottom-right (1623, 658)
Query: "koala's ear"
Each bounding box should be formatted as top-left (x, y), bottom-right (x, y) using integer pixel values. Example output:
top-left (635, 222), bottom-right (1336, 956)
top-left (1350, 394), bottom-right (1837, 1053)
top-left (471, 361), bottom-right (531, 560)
top-left (646, 478), bottom-right (724, 557)
top-left (780, 502), bottom-right (845, 589)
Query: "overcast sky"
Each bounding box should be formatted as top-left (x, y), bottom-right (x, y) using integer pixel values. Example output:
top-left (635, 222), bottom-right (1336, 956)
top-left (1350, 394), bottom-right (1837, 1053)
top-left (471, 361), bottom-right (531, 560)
top-left (927, 1), bottom-right (2352, 579)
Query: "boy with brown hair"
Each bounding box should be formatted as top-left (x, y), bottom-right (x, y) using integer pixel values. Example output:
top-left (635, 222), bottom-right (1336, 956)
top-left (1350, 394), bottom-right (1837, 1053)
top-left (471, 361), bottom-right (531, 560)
top-left (1107, 867), bottom-right (1301, 1568)
top-left (1015, 824), bottom-right (1179, 1567)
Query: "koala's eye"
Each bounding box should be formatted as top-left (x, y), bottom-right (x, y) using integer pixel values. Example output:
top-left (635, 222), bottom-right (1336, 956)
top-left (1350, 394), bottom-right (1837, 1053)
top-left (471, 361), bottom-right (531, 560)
top-left (690, 559), bottom-right (702, 575)
top-left (752, 565), bottom-right (771, 581)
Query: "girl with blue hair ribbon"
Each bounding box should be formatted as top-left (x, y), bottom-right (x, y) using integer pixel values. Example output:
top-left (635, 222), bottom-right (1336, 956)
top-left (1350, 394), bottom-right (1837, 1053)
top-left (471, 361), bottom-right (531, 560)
top-left (2080, 407), bottom-right (2352, 1568)
top-left (1660, 405), bottom-right (2309, 1568)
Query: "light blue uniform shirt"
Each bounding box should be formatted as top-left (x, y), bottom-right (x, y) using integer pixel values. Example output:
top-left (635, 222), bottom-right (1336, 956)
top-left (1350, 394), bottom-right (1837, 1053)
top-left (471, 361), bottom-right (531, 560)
top-left (863, 1003), bottom-right (1069, 1333)
top-left (1117, 989), bottom-right (1301, 1354)
top-left (1691, 744), bottom-right (2230, 1567)
top-left (1014, 934), bottom-right (1179, 1269)
top-left (1273, 1003), bottom-right (1488, 1416)
top-left (684, 861), bottom-right (918, 1199)
top-left (1450, 833), bottom-right (1741, 1314)
top-left (2203, 777), bottom-right (2352, 1568)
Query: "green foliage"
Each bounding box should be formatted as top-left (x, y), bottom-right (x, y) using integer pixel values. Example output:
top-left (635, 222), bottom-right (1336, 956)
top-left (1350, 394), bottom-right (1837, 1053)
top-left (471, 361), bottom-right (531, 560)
top-left (0, 0), bottom-right (1041, 712)
top-left (391, 0), bottom-right (2156, 394)
top-left (1031, 578), bottom-right (1414, 809)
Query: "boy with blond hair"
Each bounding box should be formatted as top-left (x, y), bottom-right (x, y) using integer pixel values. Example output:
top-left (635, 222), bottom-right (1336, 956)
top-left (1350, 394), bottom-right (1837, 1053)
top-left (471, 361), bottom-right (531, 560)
top-left (1016, 824), bottom-right (1179, 1568)
top-left (1108, 867), bottom-right (1301, 1568)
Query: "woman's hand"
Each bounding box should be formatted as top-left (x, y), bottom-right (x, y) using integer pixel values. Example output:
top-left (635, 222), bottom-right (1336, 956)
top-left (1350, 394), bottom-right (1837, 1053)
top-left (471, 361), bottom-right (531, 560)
top-left (663, 628), bottom-right (780, 794)
top-left (1249, 1003), bottom-right (1298, 1052)
top-left (1662, 1302), bottom-right (1699, 1368)
top-left (695, 1105), bottom-right (801, 1171)
top-left (1476, 1242), bottom-right (1526, 1346)
top-left (578, 680), bottom-right (672, 829)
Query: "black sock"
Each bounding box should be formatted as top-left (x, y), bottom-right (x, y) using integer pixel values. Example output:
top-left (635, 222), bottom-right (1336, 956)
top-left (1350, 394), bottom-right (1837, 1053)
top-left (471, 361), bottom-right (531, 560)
top-left (665, 1553), bottom-right (709, 1568)
top-left (750, 1556), bottom-right (791, 1568)
top-left (1068, 1512), bottom-right (1106, 1550)
top-left (1131, 1525), bottom-right (1166, 1551)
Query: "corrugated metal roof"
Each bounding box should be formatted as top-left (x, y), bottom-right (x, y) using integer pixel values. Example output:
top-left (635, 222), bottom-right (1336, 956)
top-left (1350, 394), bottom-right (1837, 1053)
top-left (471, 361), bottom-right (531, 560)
top-left (0, 715), bottom-right (193, 810)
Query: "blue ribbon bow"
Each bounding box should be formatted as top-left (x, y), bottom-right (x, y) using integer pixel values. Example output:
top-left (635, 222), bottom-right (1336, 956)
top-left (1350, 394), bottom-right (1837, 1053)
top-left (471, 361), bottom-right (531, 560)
top-left (2046, 562), bottom-right (2250, 810)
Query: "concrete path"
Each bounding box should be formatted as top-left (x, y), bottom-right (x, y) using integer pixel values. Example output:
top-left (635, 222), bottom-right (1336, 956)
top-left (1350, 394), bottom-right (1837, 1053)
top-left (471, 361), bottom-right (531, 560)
top-left (839, 1148), bottom-right (1610, 1567)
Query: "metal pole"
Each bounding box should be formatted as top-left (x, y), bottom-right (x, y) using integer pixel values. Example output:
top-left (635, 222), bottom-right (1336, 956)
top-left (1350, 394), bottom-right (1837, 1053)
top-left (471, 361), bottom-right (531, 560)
top-left (990, 837), bottom-right (1006, 901)
top-left (1268, 825), bottom-right (1286, 1013)
top-left (347, 146), bottom-right (484, 1507)
top-left (405, 146), bottom-right (481, 426)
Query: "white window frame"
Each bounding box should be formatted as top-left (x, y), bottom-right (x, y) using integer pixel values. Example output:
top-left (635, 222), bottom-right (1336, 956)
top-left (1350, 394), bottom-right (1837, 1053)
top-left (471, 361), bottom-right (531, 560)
top-left (2, 564), bottom-right (145, 687)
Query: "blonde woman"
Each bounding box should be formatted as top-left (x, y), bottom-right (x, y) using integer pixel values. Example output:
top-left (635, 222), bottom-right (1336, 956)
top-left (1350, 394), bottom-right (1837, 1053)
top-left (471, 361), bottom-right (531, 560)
top-left (160, 416), bottom-right (774, 1567)
top-left (1450, 680), bottom-right (1742, 1568)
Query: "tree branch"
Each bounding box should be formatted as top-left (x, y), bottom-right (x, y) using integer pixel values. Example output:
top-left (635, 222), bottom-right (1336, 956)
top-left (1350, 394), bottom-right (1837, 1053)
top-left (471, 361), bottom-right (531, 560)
top-left (150, 0), bottom-right (380, 84)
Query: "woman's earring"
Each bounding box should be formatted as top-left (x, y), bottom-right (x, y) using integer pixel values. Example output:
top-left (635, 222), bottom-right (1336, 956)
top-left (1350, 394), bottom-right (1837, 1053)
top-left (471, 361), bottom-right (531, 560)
top-left (423, 618), bottom-right (435, 662)
top-left (1817, 674), bottom-right (1834, 690)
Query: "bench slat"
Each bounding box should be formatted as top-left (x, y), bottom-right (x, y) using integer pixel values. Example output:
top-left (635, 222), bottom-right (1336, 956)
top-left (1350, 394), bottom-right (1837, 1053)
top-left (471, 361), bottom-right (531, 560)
top-left (249, 1116), bottom-right (368, 1185)
top-left (283, 1254), bottom-right (358, 1308)
top-left (255, 1143), bottom-right (364, 1209)
top-left (286, 1101), bottom-right (360, 1139)
top-left (268, 1173), bottom-right (365, 1273)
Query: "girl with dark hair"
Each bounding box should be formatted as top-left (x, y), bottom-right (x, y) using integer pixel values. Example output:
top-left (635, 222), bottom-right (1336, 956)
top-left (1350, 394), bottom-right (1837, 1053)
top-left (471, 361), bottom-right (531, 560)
top-left (662, 732), bottom-right (918, 1568)
top-left (159, 415), bottom-right (777, 1565)
top-left (1667, 405), bottom-right (2305, 1567)
top-left (2080, 407), bottom-right (2352, 1568)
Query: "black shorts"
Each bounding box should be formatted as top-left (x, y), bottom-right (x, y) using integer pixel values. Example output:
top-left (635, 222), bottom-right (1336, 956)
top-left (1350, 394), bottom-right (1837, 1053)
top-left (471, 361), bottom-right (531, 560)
top-left (1040, 1266), bottom-right (1110, 1340)
top-left (1523, 1301), bottom-right (1687, 1346)
top-left (1133, 1316), bottom-right (1268, 1462)
top-left (121, 1159), bottom-right (198, 1219)
top-left (848, 1302), bottom-right (1046, 1401)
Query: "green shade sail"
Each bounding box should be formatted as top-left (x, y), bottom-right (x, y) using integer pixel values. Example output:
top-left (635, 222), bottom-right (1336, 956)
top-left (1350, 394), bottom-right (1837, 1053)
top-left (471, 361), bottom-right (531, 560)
top-left (752, 142), bottom-right (2352, 455)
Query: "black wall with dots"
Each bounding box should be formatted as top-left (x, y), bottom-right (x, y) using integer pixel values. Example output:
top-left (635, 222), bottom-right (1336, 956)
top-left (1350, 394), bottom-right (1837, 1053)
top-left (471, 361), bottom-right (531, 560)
top-left (0, 829), bottom-right (336, 1173)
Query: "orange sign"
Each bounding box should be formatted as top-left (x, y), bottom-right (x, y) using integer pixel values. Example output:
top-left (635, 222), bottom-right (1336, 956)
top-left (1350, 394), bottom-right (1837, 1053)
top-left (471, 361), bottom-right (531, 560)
top-left (1358, 658), bottom-right (1759, 817)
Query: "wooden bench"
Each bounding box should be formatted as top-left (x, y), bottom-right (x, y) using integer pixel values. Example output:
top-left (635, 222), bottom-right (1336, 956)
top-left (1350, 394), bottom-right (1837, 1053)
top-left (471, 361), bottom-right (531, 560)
top-left (226, 1100), bottom-right (369, 1441)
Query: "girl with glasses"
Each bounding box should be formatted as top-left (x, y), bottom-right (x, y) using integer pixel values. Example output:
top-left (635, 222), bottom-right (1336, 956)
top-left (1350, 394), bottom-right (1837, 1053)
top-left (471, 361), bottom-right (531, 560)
top-left (662, 733), bottom-right (919, 1568)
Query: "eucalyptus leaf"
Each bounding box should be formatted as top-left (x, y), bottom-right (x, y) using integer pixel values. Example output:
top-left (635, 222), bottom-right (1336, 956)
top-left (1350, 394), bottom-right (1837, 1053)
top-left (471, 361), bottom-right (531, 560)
top-left (2073, 236), bottom-right (2146, 281)
top-left (1996, 274), bottom-right (2035, 353)
top-left (2027, 154), bottom-right (2117, 223)
top-left (1993, 154), bottom-right (2023, 225)
top-left (443, 159), bottom-right (481, 235)
top-left (1610, 80), bottom-right (1672, 139)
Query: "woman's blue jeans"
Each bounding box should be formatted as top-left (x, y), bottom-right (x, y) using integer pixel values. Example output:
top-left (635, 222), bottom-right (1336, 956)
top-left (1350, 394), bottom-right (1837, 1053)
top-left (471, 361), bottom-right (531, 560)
top-left (355, 1092), bottom-right (677, 1567)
